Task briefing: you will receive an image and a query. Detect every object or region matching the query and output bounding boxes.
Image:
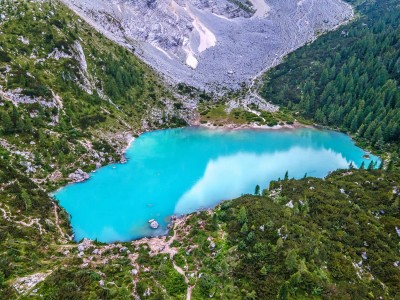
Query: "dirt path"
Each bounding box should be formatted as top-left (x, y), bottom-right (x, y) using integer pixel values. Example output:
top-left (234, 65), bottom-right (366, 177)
top-left (132, 216), bottom-right (195, 300)
top-left (0, 203), bottom-right (44, 234)
top-left (53, 202), bottom-right (73, 241)
top-left (173, 262), bottom-right (193, 300)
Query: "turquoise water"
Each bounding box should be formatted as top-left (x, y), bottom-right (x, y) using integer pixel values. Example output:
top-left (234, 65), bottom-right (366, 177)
top-left (55, 127), bottom-right (379, 243)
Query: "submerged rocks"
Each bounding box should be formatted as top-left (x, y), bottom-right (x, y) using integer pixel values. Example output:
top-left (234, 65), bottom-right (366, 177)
top-left (148, 219), bottom-right (159, 229)
top-left (68, 169), bottom-right (89, 183)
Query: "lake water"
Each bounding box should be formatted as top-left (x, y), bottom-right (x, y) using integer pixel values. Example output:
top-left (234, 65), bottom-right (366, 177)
top-left (54, 127), bottom-right (379, 243)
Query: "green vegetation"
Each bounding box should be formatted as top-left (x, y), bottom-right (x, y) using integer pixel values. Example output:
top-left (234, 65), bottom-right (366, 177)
top-left (0, 0), bottom-right (400, 299)
top-left (132, 169), bottom-right (399, 299)
top-left (0, 0), bottom-right (188, 190)
top-left (1, 165), bottom-right (399, 299)
top-left (223, 169), bottom-right (400, 299)
top-left (227, 0), bottom-right (255, 14)
top-left (0, 1), bottom-right (188, 298)
top-left (261, 0), bottom-right (400, 155)
top-left (198, 103), bottom-right (295, 127)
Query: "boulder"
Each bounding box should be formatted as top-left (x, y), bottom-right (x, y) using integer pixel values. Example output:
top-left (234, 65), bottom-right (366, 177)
top-left (149, 220), bottom-right (159, 229)
top-left (68, 169), bottom-right (89, 183)
top-left (130, 269), bottom-right (138, 276)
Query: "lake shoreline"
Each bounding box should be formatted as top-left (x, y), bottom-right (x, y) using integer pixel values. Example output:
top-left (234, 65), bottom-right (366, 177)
top-left (197, 120), bottom-right (313, 131)
top-left (119, 121), bottom-right (314, 164)
top-left (57, 126), bottom-right (379, 243)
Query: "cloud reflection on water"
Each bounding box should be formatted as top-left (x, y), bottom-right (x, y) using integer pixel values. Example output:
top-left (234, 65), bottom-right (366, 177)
top-left (175, 147), bottom-right (350, 214)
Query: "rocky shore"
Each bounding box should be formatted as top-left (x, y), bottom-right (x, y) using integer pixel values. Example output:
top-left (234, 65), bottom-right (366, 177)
top-left (199, 120), bottom-right (312, 131)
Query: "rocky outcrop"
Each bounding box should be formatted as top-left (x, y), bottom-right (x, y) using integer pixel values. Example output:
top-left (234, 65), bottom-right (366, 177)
top-left (149, 219), bottom-right (159, 229)
top-left (68, 169), bottom-right (90, 182)
top-left (13, 272), bottom-right (52, 295)
top-left (60, 0), bottom-right (353, 90)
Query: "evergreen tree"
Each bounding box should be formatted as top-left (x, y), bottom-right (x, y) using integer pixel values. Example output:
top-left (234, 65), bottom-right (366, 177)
top-left (386, 160), bottom-right (394, 172)
top-left (368, 161), bottom-right (375, 170)
top-left (240, 222), bottom-right (248, 234)
top-left (237, 207), bottom-right (248, 225)
top-left (254, 185), bottom-right (260, 196)
top-left (21, 189), bottom-right (31, 211)
top-left (0, 112), bottom-right (13, 134)
top-left (260, 266), bottom-right (268, 276)
top-left (278, 282), bottom-right (289, 300)
top-left (284, 171), bottom-right (289, 181)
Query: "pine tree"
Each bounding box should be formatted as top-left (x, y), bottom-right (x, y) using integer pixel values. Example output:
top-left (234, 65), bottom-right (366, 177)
top-left (368, 160), bottom-right (375, 170)
top-left (237, 207), bottom-right (248, 225)
top-left (254, 185), bottom-right (260, 196)
top-left (0, 112), bottom-right (13, 134)
top-left (278, 282), bottom-right (290, 300)
top-left (285, 250), bottom-right (298, 271)
top-left (386, 160), bottom-right (394, 172)
top-left (260, 266), bottom-right (268, 276)
top-left (21, 189), bottom-right (31, 211)
top-left (240, 222), bottom-right (248, 234)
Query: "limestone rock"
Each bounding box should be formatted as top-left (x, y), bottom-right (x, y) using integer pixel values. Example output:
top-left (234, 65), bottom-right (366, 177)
top-left (60, 0), bottom-right (353, 90)
top-left (149, 219), bottom-right (159, 229)
top-left (68, 169), bottom-right (90, 183)
top-left (130, 269), bottom-right (138, 276)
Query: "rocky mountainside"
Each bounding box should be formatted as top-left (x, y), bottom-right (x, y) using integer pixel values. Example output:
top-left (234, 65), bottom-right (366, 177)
top-left (61, 0), bottom-right (353, 90)
top-left (0, 0), bottom-right (196, 191)
top-left (0, 0), bottom-right (399, 299)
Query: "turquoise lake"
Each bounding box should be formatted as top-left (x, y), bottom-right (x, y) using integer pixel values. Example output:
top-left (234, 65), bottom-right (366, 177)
top-left (54, 127), bottom-right (379, 243)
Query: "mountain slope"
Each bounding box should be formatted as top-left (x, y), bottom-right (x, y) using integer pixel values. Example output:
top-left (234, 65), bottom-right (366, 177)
top-left (0, 1), bottom-right (192, 297)
top-left (261, 0), bottom-right (400, 151)
top-left (60, 0), bottom-right (353, 90)
top-left (0, 0), bottom-right (399, 299)
top-left (0, 0), bottom-right (193, 192)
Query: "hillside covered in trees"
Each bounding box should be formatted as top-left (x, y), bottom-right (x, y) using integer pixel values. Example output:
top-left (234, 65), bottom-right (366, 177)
top-left (1, 168), bottom-right (398, 299)
top-left (0, 0), bottom-right (190, 192)
top-left (261, 0), bottom-right (400, 151)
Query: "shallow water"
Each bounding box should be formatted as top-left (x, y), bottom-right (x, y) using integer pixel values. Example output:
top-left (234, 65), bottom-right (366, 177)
top-left (55, 127), bottom-right (379, 242)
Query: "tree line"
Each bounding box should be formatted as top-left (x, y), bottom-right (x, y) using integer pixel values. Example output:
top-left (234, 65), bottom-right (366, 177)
top-left (261, 0), bottom-right (400, 148)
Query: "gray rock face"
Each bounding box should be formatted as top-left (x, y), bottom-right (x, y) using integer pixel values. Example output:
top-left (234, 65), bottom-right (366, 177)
top-left (61, 0), bottom-right (353, 90)
top-left (68, 169), bottom-right (90, 182)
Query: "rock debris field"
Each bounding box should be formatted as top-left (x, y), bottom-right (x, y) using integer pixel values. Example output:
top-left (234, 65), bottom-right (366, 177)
top-left (61, 0), bottom-right (353, 90)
